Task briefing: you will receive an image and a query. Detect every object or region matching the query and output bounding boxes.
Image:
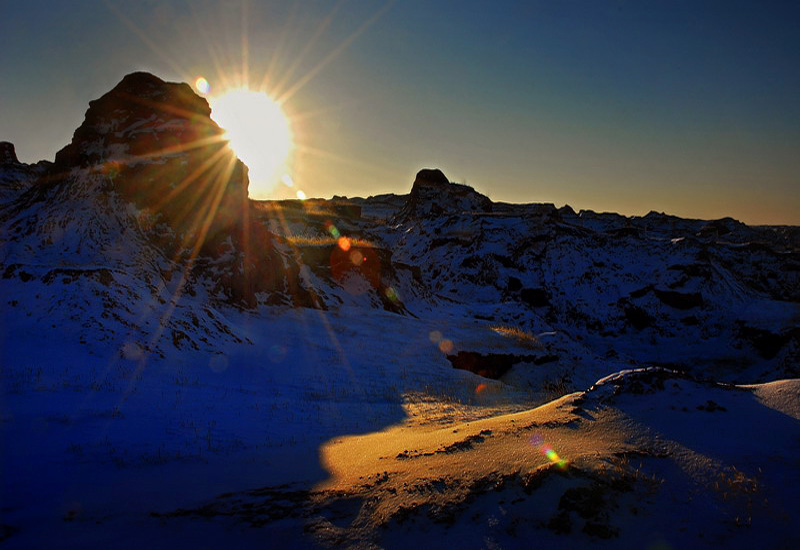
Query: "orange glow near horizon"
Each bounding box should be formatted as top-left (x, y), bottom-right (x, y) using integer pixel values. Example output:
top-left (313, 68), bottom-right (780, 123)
top-left (209, 88), bottom-right (293, 199)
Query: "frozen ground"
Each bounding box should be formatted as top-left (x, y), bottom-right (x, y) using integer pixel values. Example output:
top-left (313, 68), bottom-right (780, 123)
top-left (0, 302), bottom-right (542, 548)
top-left (1, 73), bottom-right (798, 548)
top-left (2, 303), bottom-right (799, 548)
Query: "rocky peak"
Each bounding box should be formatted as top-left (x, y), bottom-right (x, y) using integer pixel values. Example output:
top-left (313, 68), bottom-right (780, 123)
top-left (414, 168), bottom-right (450, 186)
top-left (53, 72), bottom-right (220, 167)
top-left (0, 142), bottom-right (20, 165)
top-left (396, 168), bottom-right (493, 221)
top-left (46, 72), bottom-right (250, 256)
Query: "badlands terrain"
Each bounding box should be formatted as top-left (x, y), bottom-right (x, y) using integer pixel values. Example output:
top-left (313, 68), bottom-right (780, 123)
top-left (1, 73), bottom-right (798, 548)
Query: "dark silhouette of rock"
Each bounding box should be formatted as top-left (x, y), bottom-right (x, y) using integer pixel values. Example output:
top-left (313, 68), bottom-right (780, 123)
top-left (46, 72), bottom-right (251, 256)
top-left (396, 168), bottom-right (492, 221)
top-left (414, 168), bottom-right (450, 186)
top-left (54, 72), bottom-right (215, 168)
top-left (0, 142), bottom-right (19, 165)
top-left (8, 72), bottom-right (292, 308)
top-left (0, 141), bottom-right (47, 201)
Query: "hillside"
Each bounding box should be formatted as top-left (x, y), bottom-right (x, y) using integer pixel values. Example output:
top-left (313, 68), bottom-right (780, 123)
top-left (1, 72), bottom-right (798, 549)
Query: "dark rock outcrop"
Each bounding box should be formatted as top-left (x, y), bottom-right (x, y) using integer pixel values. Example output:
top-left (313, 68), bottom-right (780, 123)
top-left (4, 72), bottom-right (286, 308)
top-left (0, 141), bottom-right (46, 202)
top-left (50, 72), bottom-right (249, 256)
top-left (395, 168), bottom-right (492, 221)
top-left (0, 142), bottom-right (19, 165)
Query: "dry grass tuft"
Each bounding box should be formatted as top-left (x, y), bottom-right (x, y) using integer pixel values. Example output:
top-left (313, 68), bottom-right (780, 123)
top-left (284, 234), bottom-right (375, 248)
top-left (491, 325), bottom-right (543, 349)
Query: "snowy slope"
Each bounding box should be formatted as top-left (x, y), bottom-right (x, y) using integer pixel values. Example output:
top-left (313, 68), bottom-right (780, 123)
top-left (1, 72), bottom-right (798, 549)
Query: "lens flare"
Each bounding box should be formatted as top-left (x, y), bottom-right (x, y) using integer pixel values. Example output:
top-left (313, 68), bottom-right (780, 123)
top-left (195, 76), bottom-right (210, 95)
top-left (296, 190), bottom-right (307, 200)
top-left (349, 249), bottom-right (365, 266)
top-left (385, 286), bottom-right (399, 302)
top-left (531, 434), bottom-right (568, 469)
top-left (338, 237), bottom-right (351, 251)
top-left (438, 339), bottom-right (454, 354)
top-left (325, 222), bottom-right (341, 239)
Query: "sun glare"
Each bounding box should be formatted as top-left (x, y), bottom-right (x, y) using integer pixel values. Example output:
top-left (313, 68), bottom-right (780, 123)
top-left (209, 89), bottom-right (292, 198)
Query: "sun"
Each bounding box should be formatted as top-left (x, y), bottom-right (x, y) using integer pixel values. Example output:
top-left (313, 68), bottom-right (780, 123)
top-left (208, 88), bottom-right (292, 198)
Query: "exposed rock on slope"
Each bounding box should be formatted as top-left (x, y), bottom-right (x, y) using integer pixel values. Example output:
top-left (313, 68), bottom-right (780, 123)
top-left (395, 168), bottom-right (493, 221)
top-left (0, 141), bottom-right (48, 203)
top-left (0, 73), bottom-right (418, 353)
top-left (0, 141), bottom-right (20, 164)
top-left (48, 71), bottom-right (251, 259)
top-left (1, 73), bottom-right (798, 380)
top-left (2, 72), bottom-right (799, 549)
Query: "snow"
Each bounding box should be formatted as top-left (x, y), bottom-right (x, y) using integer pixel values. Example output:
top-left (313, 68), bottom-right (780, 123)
top-left (1, 77), bottom-right (798, 547)
top-left (3, 292), bottom-right (798, 548)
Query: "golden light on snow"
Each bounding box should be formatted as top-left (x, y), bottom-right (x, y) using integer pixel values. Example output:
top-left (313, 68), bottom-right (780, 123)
top-left (209, 88), bottom-right (292, 198)
top-left (531, 434), bottom-right (568, 469)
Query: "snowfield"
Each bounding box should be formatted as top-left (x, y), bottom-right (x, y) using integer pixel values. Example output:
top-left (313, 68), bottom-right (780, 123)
top-left (1, 73), bottom-right (798, 548)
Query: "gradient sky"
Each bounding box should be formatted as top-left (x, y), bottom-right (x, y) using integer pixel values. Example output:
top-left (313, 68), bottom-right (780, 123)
top-left (2, 0), bottom-right (798, 224)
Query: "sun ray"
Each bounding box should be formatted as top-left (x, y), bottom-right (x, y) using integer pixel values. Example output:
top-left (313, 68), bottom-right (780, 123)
top-left (151, 145), bottom-right (232, 212)
top-left (270, 0), bottom-right (344, 100)
top-left (103, 0), bottom-right (189, 82)
top-left (260, 1), bottom-right (300, 93)
top-left (276, 0), bottom-right (395, 104)
top-left (124, 134), bottom-right (228, 163)
top-left (288, 100), bottom-right (361, 124)
top-left (115, 151), bottom-right (239, 404)
top-left (294, 143), bottom-right (397, 181)
top-left (240, 0), bottom-right (250, 89)
top-left (187, 2), bottom-right (237, 92)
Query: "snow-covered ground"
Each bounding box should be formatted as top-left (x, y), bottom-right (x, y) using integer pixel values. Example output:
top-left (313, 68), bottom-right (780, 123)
top-left (1, 73), bottom-right (798, 548)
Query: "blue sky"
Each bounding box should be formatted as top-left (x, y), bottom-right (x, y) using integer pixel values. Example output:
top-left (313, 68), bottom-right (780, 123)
top-left (1, 0), bottom-right (798, 223)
